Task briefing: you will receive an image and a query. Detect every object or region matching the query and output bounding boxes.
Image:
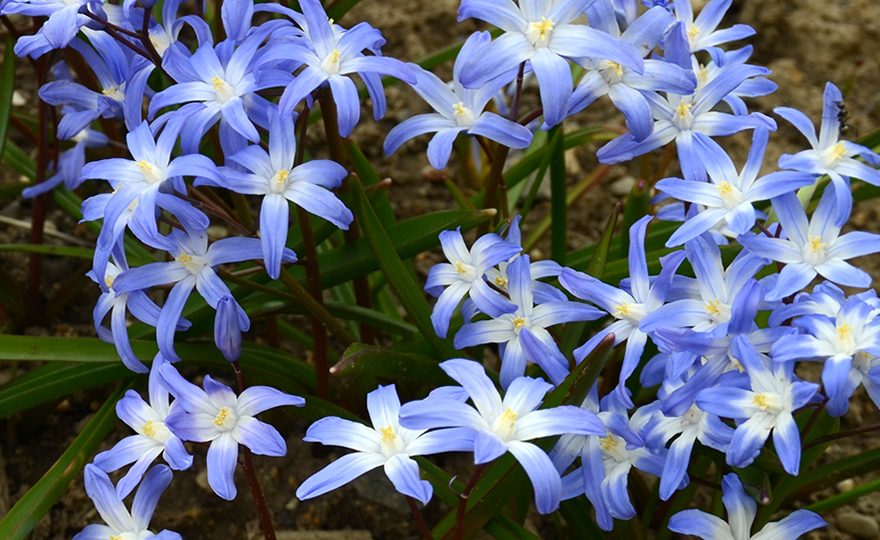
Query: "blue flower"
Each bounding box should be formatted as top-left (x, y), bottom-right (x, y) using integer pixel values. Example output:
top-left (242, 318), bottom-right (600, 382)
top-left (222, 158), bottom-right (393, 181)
top-left (74, 464), bottom-right (180, 540)
top-left (399, 359), bottom-right (605, 514)
top-left (149, 29), bottom-right (284, 151)
top-left (38, 30), bottom-right (153, 138)
top-left (81, 113), bottom-right (222, 254)
top-left (158, 363), bottom-right (305, 500)
top-left (94, 354), bottom-right (193, 498)
top-left (738, 187), bottom-right (880, 301)
top-left (259, 0), bottom-right (416, 134)
top-left (454, 254), bottom-right (604, 387)
top-left (197, 111), bottom-right (349, 279)
top-left (88, 254), bottom-right (190, 373)
top-left (672, 0), bottom-right (756, 52)
top-left (457, 0), bottom-right (645, 126)
top-left (696, 335), bottom-right (818, 474)
top-left (2, 0), bottom-right (96, 58)
top-left (775, 82), bottom-right (880, 226)
top-left (656, 127), bottom-right (814, 246)
top-left (424, 228), bottom-right (522, 338)
top-left (384, 31), bottom-right (533, 169)
top-left (597, 62), bottom-right (776, 182)
top-left (552, 390), bottom-right (666, 529)
top-left (569, 3), bottom-right (696, 141)
top-left (669, 473), bottom-right (826, 540)
top-left (112, 227), bottom-right (295, 362)
top-left (772, 295), bottom-right (880, 416)
top-left (297, 384), bottom-right (474, 504)
top-left (559, 215), bottom-right (687, 407)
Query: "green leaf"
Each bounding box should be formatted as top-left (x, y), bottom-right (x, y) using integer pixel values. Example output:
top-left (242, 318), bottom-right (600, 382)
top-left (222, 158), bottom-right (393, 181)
top-left (350, 174), bottom-right (460, 359)
top-left (806, 476), bottom-right (880, 513)
top-left (559, 498), bottom-right (607, 540)
top-left (549, 126), bottom-right (567, 264)
top-left (0, 336), bottom-right (321, 418)
top-left (0, 35), bottom-right (15, 161)
top-left (0, 244), bottom-right (93, 258)
top-left (331, 343), bottom-right (451, 385)
top-left (0, 382), bottom-right (130, 540)
top-left (431, 335), bottom-right (616, 539)
top-left (617, 179), bottom-right (650, 259)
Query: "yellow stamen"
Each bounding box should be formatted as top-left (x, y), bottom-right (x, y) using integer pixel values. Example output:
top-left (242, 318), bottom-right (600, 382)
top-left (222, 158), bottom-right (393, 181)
top-left (704, 299), bottom-right (723, 317)
top-left (838, 322), bottom-right (853, 340)
top-left (494, 275), bottom-right (508, 288)
top-left (142, 420), bottom-right (156, 437)
top-left (512, 317), bottom-right (526, 330)
top-left (531, 17), bottom-right (555, 41)
top-left (275, 169), bottom-right (289, 183)
top-left (730, 358), bottom-right (745, 373)
top-left (455, 261), bottom-right (467, 274)
top-left (102, 87), bottom-right (121, 99)
top-left (614, 302), bottom-right (631, 318)
top-left (598, 434), bottom-right (617, 451)
top-left (675, 99), bottom-right (693, 118)
top-left (831, 142), bottom-right (846, 161)
top-left (105, 275), bottom-right (115, 289)
top-left (329, 49), bottom-right (340, 64)
top-left (687, 24), bottom-right (700, 42)
top-left (176, 253), bottom-right (193, 265)
top-left (753, 393), bottom-right (770, 411)
top-left (716, 181), bottom-right (733, 195)
top-left (213, 407), bottom-right (230, 426)
top-left (110, 536), bottom-right (122, 540)
top-left (379, 425), bottom-right (397, 444)
top-left (453, 102), bottom-right (467, 116)
top-left (607, 62), bottom-right (623, 76)
top-left (328, 18), bottom-right (334, 25)
top-left (808, 235), bottom-right (827, 251)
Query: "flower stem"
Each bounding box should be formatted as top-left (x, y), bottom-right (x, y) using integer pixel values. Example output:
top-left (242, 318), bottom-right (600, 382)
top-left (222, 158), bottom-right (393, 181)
top-left (406, 496), bottom-right (435, 540)
top-left (231, 361), bottom-right (277, 540)
top-left (454, 463), bottom-right (487, 540)
top-left (295, 100), bottom-right (330, 398)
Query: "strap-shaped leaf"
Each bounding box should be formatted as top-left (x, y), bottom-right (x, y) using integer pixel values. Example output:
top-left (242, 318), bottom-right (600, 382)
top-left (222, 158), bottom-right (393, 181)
top-left (0, 35), bottom-right (14, 161)
top-left (331, 343), bottom-right (451, 385)
top-left (350, 174), bottom-right (466, 360)
top-left (0, 382), bottom-right (130, 540)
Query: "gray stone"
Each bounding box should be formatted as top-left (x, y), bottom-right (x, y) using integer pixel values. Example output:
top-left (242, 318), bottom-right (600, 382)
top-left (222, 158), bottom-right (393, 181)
top-left (837, 512), bottom-right (880, 539)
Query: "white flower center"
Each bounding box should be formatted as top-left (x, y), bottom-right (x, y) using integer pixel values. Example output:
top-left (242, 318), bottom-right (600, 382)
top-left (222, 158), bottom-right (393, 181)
top-left (703, 298), bottom-right (731, 325)
top-left (598, 61), bottom-right (624, 85)
top-left (715, 181), bottom-right (744, 210)
top-left (452, 101), bottom-right (476, 127)
top-left (672, 99), bottom-right (695, 130)
top-left (525, 17), bottom-right (555, 47)
top-left (141, 419), bottom-right (172, 444)
top-left (102, 85), bottom-right (124, 101)
top-left (176, 252), bottom-right (209, 275)
top-left (269, 169), bottom-right (291, 194)
top-left (752, 392), bottom-right (784, 415)
top-left (378, 425), bottom-right (405, 457)
top-left (820, 142), bottom-right (847, 169)
top-left (213, 406), bottom-right (238, 432)
top-left (802, 235), bottom-right (828, 266)
top-left (321, 49), bottom-right (342, 75)
top-left (453, 261), bottom-right (478, 282)
top-left (613, 301), bottom-right (647, 326)
top-left (136, 160), bottom-right (164, 185)
top-left (211, 76), bottom-right (237, 104)
top-left (492, 407), bottom-right (519, 442)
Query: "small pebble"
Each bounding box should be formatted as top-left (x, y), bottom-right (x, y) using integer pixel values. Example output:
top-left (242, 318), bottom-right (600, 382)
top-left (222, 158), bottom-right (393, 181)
top-left (609, 176), bottom-right (636, 196)
top-left (837, 478), bottom-right (856, 493)
top-left (837, 512), bottom-right (880, 539)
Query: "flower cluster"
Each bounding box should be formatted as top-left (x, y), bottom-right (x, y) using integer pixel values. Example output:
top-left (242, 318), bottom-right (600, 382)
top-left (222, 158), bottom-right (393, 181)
top-left (3, 0), bottom-right (879, 535)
